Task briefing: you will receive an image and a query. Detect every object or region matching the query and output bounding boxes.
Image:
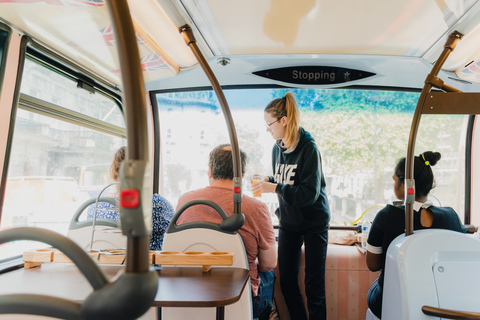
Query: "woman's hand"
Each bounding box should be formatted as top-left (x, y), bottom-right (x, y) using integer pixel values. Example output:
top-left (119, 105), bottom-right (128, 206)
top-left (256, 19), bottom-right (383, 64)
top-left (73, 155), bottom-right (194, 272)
top-left (252, 178), bottom-right (277, 195)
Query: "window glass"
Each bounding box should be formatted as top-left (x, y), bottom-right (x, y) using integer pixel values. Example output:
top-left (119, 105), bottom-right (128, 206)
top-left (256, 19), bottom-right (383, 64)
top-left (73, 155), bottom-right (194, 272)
top-left (1, 60), bottom-right (126, 261)
top-left (416, 114), bottom-right (466, 215)
top-left (156, 89), bottom-right (467, 225)
top-left (20, 58), bottom-right (125, 128)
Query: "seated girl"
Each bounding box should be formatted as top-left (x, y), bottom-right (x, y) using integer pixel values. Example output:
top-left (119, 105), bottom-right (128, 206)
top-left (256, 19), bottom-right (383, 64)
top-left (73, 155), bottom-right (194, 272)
top-left (87, 146), bottom-right (174, 251)
top-left (366, 151), bottom-right (466, 318)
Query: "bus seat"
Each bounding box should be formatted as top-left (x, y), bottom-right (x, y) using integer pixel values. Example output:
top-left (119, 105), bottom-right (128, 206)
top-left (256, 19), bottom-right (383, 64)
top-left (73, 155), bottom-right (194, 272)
top-left (378, 229), bottom-right (480, 319)
top-left (67, 196), bottom-right (126, 251)
top-left (161, 222), bottom-right (252, 320)
top-left (366, 308), bottom-right (380, 320)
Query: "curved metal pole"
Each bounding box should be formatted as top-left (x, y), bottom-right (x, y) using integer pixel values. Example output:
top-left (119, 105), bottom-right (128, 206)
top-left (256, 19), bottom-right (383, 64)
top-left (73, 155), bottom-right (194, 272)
top-left (80, 1), bottom-right (160, 318)
top-left (168, 199), bottom-right (243, 232)
top-left (422, 305), bottom-right (480, 319)
top-left (106, 0), bottom-right (151, 273)
top-left (179, 25), bottom-right (243, 218)
top-left (90, 182), bottom-right (119, 251)
top-left (0, 1), bottom-right (156, 319)
top-left (106, 1), bottom-right (148, 162)
top-left (0, 227), bottom-right (157, 320)
top-left (0, 294), bottom-right (81, 320)
top-left (0, 228), bottom-right (109, 289)
top-left (404, 31), bottom-right (462, 235)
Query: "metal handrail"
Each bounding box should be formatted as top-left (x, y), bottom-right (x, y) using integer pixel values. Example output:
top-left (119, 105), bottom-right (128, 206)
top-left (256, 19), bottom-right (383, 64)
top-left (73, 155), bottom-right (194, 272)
top-left (89, 182), bottom-right (120, 252)
top-left (404, 31), bottom-right (463, 236)
top-left (422, 305), bottom-right (480, 319)
top-left (179, 25), bottom-right (245, 232)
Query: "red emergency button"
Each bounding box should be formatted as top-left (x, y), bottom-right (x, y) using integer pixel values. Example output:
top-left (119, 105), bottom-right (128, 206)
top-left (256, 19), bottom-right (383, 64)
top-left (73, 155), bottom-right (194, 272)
top-left (120, 189), bottom-right (140, 208)
top-left (234, 187), bottom-right (241, 193)
top-left (407, 188), bottom-right (415, 195)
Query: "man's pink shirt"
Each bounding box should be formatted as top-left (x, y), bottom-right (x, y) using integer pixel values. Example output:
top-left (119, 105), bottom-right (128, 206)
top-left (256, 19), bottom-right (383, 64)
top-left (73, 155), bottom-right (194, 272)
top-left (176, 186), bottom-right (276, 296)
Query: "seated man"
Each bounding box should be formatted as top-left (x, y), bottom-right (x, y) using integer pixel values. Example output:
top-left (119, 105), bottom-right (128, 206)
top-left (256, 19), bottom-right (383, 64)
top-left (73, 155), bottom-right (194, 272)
top-left (176, 144), bottom-right (277, 320)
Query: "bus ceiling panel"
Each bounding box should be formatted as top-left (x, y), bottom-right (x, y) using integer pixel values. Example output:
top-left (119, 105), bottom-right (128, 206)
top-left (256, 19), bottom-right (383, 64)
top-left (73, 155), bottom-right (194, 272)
top-left (453, 9), bottom-right (480, 84)
top-left (0, 1), bottom-right (195, 88)
top-left (423, 1), bottom-right (480, 72)
top-left (144, 54), bottom-right (480, 93)
top-left (178, 0), bottom-right (478, 60)
top-left (171, 0), bottom-right (480, 87)
top-left (3, 1), bottom-right (479, 89)
top-left (125, 0), bottom-right (197, 68)
top-left (154, 0), bottom-right (215, 64)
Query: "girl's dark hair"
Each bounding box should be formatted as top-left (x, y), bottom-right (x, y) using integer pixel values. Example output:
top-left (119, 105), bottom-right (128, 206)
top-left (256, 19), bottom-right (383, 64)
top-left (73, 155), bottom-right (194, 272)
top-left (394, 151), bottom-right (441, 197)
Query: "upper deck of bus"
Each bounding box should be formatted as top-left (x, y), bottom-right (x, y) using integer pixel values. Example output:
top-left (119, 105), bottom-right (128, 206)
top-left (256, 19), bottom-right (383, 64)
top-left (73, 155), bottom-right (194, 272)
top-left (0, 0), bottom-right (479, 239)
top-left (1, 1), bottom-right (480, 320)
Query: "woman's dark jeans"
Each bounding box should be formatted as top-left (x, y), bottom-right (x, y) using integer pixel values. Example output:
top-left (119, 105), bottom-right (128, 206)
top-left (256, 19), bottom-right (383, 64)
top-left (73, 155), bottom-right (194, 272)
top-left (278, 226), bottom-right (329, 320)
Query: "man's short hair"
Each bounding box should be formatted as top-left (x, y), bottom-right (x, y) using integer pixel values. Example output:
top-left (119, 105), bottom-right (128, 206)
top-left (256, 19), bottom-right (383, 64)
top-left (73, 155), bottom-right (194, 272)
top-left (208, 144), bottom-right (247, 180)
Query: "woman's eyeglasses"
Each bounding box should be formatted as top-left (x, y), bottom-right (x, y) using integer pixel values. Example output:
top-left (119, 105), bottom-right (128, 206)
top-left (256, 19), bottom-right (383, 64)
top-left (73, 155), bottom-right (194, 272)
top-left (265, 118), bottom-right (281, 129)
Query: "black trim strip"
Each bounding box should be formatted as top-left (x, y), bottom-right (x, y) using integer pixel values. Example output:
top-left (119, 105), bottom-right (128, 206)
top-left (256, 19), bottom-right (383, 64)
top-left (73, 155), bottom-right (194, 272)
top-left (150, 84), bottom-right (286, 95)
top-left (464, 115), bottom-right (475, 224)
top-left (149, 84), bottom-right (423, 95)
top-left (150, 91), bottom-right (161, 195)
top-left (0, 257), bottom-right (24, 275)
top-left (0, 25), bottom-right (12, 98)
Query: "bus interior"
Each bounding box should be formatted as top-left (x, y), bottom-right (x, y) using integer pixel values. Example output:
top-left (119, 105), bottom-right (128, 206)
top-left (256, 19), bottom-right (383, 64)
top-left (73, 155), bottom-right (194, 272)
top-left (1, 0), bottom-right (480, 319)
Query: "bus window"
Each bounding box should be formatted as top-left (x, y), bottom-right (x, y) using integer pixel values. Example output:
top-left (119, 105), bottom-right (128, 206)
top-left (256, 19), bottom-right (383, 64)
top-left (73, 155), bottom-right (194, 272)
top-left (417, 114), bottom-right (466, 221)
top-left (20, 58), bottom-right (125, 128)
top-left (155, 88), bottom-right (468, 225)
top-left (0, 56), bottom-right (126, 261)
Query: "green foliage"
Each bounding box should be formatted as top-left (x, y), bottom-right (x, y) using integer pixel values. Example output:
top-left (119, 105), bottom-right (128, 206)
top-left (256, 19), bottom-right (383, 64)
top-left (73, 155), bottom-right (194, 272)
top-left (272, 89), bottom-right (422, 177)
top-left (273, 88), bottom-right (419, 113)
top-left (272, 88), bottom-right (465, 207)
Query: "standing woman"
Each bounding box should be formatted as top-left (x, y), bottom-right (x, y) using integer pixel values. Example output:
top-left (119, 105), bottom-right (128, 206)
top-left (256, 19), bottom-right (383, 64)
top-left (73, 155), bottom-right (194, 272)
top-left (254, 92), bottom-right (330, 320)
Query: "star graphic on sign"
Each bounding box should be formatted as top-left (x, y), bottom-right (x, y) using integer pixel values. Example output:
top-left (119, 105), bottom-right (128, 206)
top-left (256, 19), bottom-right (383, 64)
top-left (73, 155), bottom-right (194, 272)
top-left (344, 71), bottom-right (351, 80)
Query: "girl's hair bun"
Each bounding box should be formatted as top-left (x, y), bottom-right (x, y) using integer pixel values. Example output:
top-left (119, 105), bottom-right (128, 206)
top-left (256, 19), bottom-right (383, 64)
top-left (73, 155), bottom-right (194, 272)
top-left (420, 151), bottom-right (441, 166)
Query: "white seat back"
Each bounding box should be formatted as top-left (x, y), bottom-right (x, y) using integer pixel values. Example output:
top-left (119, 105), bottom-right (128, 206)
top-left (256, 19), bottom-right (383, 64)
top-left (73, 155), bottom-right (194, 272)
top-left (366, 308), bottom-right (380, 320)
top-left (161, 199), bottom-right (252, 320)
top-left (163, 228), bottom-right (249, 268)
top-left (381, 229), bottom-right (480, 319)
top-left (67, 197), bottom-right (126, 250)
top-left (67, 225), bottom-right (126, 251)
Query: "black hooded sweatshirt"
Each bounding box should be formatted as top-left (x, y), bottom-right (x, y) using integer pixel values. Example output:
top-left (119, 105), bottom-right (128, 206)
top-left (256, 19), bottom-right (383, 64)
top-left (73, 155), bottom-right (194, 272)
top-left (269, 128), bottom-right (330, 233)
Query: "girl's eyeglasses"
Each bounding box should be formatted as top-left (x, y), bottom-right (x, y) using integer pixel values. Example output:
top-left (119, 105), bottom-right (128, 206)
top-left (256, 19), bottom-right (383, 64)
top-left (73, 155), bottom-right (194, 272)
top-left (265, 118), bottom-right (281, 129)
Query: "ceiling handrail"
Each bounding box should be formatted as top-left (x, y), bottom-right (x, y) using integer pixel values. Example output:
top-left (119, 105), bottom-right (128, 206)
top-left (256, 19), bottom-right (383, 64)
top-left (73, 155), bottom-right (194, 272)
top-left (178, 25), bottom-right (245, 232)
top-left (404, 31), bottom-right (463, 236)
top-left (422, 305), bottom-right (480, 319)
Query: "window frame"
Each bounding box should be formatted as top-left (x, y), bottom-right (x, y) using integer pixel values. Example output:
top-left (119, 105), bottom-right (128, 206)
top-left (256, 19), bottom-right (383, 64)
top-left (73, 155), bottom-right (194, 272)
top-left (151, 85), bottom-right (474, 224)
top-left (0, 38), bottom-right (126, 265)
